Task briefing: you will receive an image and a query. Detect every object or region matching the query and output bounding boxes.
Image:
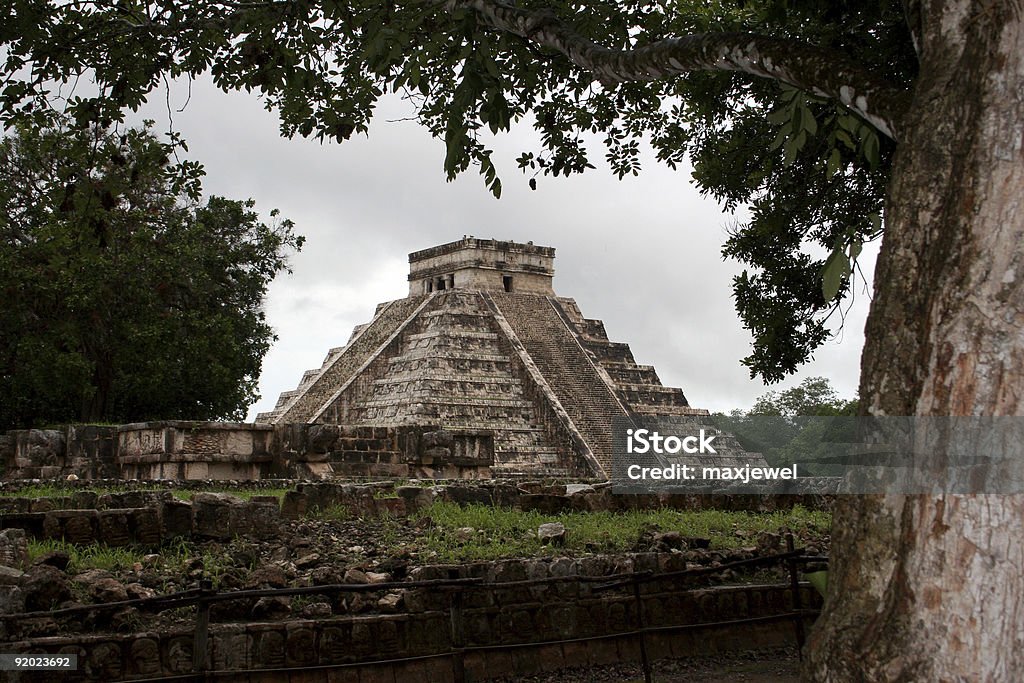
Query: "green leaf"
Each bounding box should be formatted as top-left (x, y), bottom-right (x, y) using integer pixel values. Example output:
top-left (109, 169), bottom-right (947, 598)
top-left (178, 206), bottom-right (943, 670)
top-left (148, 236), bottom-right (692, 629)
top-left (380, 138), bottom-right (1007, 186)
top-left (849, 239), bottom-right (863, 262)
top-left (822, 250), bottom-right (848, 301)
top-left (767, 106), bottom-right (793, 125)
top-left (802, 107), bottom-right (818, 135)
top-left (826, 148), bottom-right (841, 176)
top-left (868, 212), bottom-right (882, 233)
top-left (805, 570), bottom-right (829, 598)
top-left (862, 130), bottom-right (880, 168)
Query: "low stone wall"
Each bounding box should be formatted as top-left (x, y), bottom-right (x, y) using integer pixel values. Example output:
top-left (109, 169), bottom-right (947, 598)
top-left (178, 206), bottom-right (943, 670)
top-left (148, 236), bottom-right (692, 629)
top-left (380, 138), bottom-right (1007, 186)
top-left (284, 480), bottom-right (835, 519)
top-left (0, 479), bottom-right (834, 542)
top-left (1, 422), bottom-right (496, 481)
top-left (0, 426), bottom-right (119, 481)
top-left (0, 491), bottom-right (282, 545)
top-left (2, 552), bottom-right (821, 681)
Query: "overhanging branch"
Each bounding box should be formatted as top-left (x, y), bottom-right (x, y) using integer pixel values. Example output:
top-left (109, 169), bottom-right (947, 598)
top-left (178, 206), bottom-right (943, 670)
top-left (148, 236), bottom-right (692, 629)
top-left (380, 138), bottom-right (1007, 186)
top-left (444, 0), bottom-right (910, 140)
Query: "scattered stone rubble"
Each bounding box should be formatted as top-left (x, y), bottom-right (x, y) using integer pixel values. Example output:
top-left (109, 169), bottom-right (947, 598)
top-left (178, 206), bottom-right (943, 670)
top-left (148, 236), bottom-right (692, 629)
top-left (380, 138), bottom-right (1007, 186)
top-left (0, 481), bottom-right (829, 643)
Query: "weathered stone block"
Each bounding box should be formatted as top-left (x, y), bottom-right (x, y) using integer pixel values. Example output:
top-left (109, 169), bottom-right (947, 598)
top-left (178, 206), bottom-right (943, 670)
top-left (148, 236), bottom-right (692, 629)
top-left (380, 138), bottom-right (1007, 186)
top-left (209, 626), bottom-right (252, 672)
top-left (29, 498), bottom-right (55, 513)
top-left (0, 528), bottom-right (28, 568)
top-left (440, 486), bottom-right (490, 507)
top-left (70, 490), bottom-right (99, 509)
top-left (98, 509), bottom-right (132, 546)
top-left (83, 641), bottom-right (124, 679)
top-left (163, 634), bottom-right (193, 674)
top-left (281, 490), bottom-right (308, 519)
top-left (44, 510), bottom-right (98, 544)
top-left (284, 623), bottom-right (317, 667)
top-left (130, 507), bottom-right (162, 545)
top-left (160, 498), bottom-right (193, 538)
top-left (252, 625), bottom-right (287, 669)
top-left (192, 492), bottom-right (243, 540)
top-left (22, 564), bottom-right (71, 611)
top-left (247, 500), bottom-right (281, 539)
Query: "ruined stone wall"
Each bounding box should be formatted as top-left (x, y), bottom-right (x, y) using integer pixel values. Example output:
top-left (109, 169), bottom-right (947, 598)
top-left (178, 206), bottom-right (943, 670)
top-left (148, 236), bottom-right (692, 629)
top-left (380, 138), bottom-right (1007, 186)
top-left (0, 423), bottom-right (496, 482)
top-left (0, 479), bottom-right (832, 554)
top-left (2, 552), bottom-right (820, 682)
top-left (407, 238), bottom-right (556, 296)
top-left (290, 480), bottom-right (836, 518)
top-left (0, 426), bottom-right (119, 480)
top-left (0, 490), bottom-right (281, 547)
top-left (118, 422), bottom-right (274, 480)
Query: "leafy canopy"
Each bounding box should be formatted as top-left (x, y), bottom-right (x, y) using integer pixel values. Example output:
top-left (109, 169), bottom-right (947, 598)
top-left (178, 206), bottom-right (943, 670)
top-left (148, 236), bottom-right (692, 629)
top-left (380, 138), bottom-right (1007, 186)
top-left (0, 117), bottom-right (303, 428)
top-left (0, 0), bottom-right (916, 381)
top-left (718, 376), bottom-right (860, 468)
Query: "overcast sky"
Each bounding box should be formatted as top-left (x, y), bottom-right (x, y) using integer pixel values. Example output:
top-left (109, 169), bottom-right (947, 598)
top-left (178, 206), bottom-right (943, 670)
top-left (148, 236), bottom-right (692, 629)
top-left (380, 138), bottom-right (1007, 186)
top-left (131, 78), bottom-right (874, 419)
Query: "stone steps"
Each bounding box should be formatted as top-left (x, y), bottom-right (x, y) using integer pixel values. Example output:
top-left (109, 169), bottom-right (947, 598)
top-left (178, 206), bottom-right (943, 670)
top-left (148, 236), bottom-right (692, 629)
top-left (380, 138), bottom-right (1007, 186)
top-left (405, 330), bottom-right (499, 341)
top-left (389, 350), bottom-right (510, 363)
top-left (488, 293), bottom-right (629, 474)
top-left (335, 292), bottom-right (552, 460)
top-left (275, 295), bottom-right (430, 423)
top-left (371, 374), bottom-right (521, 386)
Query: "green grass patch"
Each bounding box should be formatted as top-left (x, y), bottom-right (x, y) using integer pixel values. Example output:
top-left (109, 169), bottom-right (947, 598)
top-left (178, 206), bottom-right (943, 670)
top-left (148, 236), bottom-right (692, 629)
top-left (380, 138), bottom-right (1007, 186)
top-left (26, 537), bottom-right (207, 578)
top-left (27, 539), bottom-right (149, 573)
top-left (415, 502), bottom-right (830, 562)
top-left (1, 485), bottom-right (290, 502)
top-left (309, 504), bottom-right (352, 522)
top-left (0, 484), bottom-right (108, 499)
top-left (170, 488), bottom-right (289, 502)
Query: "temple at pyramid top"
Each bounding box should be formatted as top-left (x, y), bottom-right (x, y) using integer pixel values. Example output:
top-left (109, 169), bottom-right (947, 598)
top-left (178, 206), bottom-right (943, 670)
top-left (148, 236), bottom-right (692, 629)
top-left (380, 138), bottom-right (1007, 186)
top-left (258, 238), bottom-right (762, 479)
top-left (408, 237), bottom-right (556, 296)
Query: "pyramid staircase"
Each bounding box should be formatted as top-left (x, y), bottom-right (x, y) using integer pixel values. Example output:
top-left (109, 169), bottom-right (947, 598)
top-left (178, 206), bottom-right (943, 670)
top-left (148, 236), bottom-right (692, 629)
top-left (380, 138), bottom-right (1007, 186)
top-left (347, 291), bottom-right (564, 477)
top-left (553, 298), bottom-right (708, 418)
top-left (485, 292), bottom-right (632, 475)
top-left (260, 287), bottom-right (742, 478)
top-left (257, 296), bottom-right (429, 424)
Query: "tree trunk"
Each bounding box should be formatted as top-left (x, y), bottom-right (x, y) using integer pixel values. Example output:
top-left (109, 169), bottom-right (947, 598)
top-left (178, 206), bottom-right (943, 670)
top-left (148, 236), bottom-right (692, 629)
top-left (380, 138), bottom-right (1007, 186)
top-left (805, 2), bottom-right (1024, 681)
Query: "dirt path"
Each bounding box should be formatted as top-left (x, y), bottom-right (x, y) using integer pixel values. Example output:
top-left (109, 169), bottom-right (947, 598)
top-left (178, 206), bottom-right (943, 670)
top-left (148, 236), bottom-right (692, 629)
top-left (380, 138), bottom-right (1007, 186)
top-left (494, 648), bottom-right (801, 682)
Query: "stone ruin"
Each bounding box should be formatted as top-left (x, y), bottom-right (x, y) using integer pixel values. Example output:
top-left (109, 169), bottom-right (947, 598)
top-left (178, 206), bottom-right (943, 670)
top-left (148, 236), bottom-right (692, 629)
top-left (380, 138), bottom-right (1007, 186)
top-left (257, 237), bottom-right (763, 480)
top-left (0, 238), bottom-right (766, 482)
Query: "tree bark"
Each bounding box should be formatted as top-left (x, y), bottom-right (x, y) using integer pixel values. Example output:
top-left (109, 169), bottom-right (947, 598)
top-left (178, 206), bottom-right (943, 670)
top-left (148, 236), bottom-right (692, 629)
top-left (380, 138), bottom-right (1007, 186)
top-left (805, 1), bottom-right (1024, 681)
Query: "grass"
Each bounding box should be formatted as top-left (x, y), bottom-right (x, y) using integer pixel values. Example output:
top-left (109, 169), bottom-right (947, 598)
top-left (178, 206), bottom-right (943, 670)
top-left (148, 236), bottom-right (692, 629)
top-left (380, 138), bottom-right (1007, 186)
top-left (310, 504), bottom-right (352, 522)
top-left (415, 502), bottom-right (830, 562)
top-left (0, 484), bottom-right (116, 499)
top-left (0, 485), bottom-right (290, 502)
top-left (27, 539), bottom-right (153, 573)
top-left (26, 537), bottom-right (242, 588)
top-left (169, 488), bottom-right (289, 502)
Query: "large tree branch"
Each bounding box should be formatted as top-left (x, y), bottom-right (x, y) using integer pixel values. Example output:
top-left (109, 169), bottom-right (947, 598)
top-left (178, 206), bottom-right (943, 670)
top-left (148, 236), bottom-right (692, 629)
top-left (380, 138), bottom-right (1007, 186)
top-left (445, 0), bottom-right (911, 140)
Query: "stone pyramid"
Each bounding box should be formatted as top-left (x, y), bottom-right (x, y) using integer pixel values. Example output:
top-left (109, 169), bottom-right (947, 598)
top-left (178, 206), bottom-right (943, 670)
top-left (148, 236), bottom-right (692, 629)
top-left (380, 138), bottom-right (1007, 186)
top-left (258, 238), bottom-right (751, 478)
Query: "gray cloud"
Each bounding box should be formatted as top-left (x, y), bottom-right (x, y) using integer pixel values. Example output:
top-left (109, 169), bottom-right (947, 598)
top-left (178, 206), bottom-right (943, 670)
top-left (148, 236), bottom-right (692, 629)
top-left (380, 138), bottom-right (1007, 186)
top-left (131, 78), bottom-right (870, 418)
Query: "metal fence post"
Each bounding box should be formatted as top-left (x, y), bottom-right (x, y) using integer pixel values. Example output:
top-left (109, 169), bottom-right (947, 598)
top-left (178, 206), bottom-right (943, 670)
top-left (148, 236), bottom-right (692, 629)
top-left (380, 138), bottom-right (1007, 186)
top-left (193, 578), bottom-right (213, 675)
top-left (449, 588), bottom-right (466, 683)
top-left (632, 574), bottom-right (653, 683)
top-left (785, 533), bottom-right (806, 659)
